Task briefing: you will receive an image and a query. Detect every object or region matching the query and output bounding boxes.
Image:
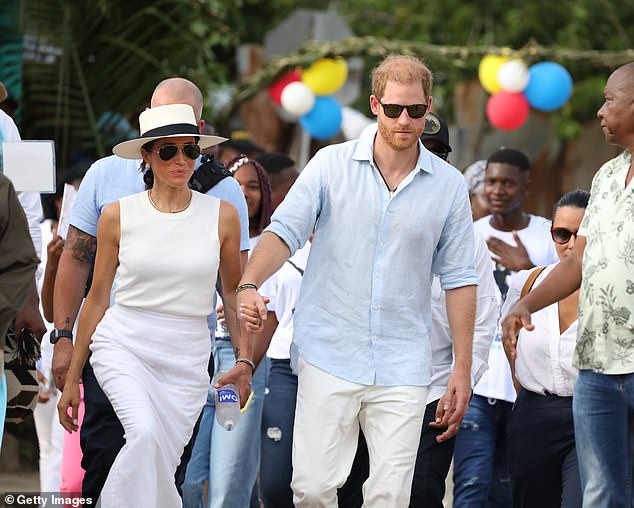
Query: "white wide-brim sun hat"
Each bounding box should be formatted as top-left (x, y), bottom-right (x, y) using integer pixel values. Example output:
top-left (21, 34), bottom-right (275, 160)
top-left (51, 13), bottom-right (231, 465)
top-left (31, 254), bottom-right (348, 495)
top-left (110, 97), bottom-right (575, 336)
top-left (113, 103), bottom-right (227, 160)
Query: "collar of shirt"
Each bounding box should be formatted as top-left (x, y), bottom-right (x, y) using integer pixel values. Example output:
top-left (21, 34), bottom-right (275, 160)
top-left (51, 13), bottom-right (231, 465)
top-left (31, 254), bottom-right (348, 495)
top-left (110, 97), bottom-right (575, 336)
top-left (352, 126), bottom-right (435, 177)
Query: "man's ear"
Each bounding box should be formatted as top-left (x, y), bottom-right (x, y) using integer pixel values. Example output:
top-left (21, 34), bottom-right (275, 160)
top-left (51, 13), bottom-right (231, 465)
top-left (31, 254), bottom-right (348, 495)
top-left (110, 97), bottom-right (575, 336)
top-left (369, 95), bottom-right (380, 117)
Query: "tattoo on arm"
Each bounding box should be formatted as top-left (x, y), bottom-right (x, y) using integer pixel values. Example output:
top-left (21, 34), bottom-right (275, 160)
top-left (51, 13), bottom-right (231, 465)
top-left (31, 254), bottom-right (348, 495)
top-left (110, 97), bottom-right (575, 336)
top-left (234, 346), bottom-right (240, 359)
top-left (65, 225), bottom-right (97, 265)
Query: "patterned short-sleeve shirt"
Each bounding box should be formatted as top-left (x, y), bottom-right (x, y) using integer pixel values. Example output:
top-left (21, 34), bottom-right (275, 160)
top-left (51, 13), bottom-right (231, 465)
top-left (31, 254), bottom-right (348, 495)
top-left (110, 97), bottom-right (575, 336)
top-left (575, 150), bottom-right (634, 374)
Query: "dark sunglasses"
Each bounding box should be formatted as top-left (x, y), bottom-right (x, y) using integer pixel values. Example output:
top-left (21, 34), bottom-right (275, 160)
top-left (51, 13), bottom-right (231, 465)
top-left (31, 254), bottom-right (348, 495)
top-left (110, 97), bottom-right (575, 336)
top-left (377, 98), bottom-right (429, 119)
top-left (551, 227), bottom-right (577, 244)
top-left (154, 143), bottom-right (201, 161)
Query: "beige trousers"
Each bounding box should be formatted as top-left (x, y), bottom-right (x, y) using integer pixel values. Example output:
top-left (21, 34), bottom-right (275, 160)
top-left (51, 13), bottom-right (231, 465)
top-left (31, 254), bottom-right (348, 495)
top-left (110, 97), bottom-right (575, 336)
top-left (291, 357), bottom-right (428, 508)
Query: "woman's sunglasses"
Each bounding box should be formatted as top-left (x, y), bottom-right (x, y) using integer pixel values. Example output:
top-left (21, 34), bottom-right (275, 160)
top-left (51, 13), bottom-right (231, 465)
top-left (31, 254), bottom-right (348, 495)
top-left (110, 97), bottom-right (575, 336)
top-left (154, 143), bottom-right (201, 161)
top-left (551, 227), bottom-right (577, 244)
top-left (377, 98), bottom-right (429, 119)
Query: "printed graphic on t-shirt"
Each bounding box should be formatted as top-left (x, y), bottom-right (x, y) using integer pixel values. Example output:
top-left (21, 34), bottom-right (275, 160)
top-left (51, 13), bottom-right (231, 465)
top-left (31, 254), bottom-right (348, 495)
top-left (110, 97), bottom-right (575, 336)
top-left (493, 262), bottom-right (512, 301)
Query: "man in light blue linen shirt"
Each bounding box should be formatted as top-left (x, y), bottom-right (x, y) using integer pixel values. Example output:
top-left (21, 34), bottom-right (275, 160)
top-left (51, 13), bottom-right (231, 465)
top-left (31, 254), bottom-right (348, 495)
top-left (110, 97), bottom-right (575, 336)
top-left (237, 55), bottom-right (478, 507)
top-left (50, 78), bottom-right (250, 500)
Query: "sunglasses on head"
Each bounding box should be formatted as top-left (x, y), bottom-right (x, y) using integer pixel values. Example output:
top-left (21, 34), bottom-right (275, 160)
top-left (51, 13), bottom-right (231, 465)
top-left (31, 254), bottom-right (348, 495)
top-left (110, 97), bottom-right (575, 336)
top-left (551, 227), bottom-right (577, 244)
top-left (377, 98), bottom-right (429, 119)
top-left (154, 143), bottom-right (201, 161)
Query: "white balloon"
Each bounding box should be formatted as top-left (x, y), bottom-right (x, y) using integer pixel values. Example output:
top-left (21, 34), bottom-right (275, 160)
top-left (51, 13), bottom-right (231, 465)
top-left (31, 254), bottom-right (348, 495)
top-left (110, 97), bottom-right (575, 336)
top-left (498, 60), bottom-right (529, 93)
top-left (280, 82), bottom-right (316, 116)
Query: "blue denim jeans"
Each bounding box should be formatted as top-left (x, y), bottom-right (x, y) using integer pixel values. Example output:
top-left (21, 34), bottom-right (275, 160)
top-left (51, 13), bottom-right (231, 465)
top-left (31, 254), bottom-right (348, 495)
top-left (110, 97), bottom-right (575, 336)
top-left (182, 340), bottom-right (268, 508)
top-left (453, 394), bottom-right (513, 508)
top-left (573, 370), bottom-right (634, 508)
top-left (260, 359), bottom-right (298, 508)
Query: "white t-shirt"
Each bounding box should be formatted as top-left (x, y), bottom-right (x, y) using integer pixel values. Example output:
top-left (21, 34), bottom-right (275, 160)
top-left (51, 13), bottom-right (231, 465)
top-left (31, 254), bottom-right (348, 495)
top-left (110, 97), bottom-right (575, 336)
top-left (473, 214), bottom-right (558, 402)
top-left (501, 264), bottom-right (578, 396)
top-left (265, 242), bottom-right (311, 360)
top-left (428, 231), bottom-right (498, 403)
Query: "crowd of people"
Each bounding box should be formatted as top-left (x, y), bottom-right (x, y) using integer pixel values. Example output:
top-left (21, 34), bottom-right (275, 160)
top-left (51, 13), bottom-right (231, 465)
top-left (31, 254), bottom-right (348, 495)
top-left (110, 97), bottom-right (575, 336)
top-left (0, 54), bottom-right (632, 508)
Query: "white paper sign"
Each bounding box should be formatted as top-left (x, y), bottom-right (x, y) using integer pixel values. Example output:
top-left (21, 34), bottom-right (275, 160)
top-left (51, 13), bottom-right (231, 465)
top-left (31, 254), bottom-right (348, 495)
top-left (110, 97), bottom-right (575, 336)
top-left (1, 140), bottom-right (56, 192)
top-left (57, 183), bottom-right (78, 240)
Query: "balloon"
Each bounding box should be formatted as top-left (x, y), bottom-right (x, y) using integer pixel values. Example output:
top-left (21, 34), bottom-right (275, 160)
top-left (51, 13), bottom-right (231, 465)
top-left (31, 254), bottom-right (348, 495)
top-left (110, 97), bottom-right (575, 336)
top-left (498, 60), bottom-right (530, 93)
top-left (486, 91), bottom-right (530, 131)
top-left (300, 96), bottom-right (342, 140)
top-left (478, 55), bottom-right (510, 94)
top-left (280, 82), bottom-right (316, 116)
top-left (302, 58), bottom-right (348, 96)
top-left (524, 62), bottom-right (573, 112)
top-left (268, 70), bottom-right (302, 105)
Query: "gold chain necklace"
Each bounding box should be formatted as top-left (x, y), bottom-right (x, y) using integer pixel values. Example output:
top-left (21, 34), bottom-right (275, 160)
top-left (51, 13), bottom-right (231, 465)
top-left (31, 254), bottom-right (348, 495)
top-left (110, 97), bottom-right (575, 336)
top-left (147, 190), bottom-right (193, 214)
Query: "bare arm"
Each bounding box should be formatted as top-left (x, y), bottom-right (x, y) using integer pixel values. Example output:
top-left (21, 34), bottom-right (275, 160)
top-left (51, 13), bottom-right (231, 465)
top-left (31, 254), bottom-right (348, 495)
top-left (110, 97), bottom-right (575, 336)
top-left (252, 312), bottom-right (278, 367)
top-left (41, 229), bottom-right (64, 322)
top-left (58, 204), bottom-right (120, 431)
top-left (502, 236), bottom-right (584, 356)
top-left (236, 232), bottom-right (292, 319)
top-left (215, 202), bottom-right (257, 407)
top-left (51, 225), bottom-right (96, 389)
top-left (437, 285), bottom-right (476, 428)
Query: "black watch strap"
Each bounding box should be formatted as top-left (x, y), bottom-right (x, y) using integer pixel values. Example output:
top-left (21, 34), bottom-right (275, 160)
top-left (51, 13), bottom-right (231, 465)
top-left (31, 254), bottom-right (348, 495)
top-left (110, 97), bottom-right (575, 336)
top-left (50, 328), bottom-right (73, 344)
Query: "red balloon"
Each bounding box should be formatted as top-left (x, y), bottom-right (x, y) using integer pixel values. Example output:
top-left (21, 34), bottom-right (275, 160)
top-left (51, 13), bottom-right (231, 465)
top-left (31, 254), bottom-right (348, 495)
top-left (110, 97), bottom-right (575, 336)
top-left (486, 91), bottom-right (530, 131)
top-left (268, 70), bottom-right (302, 105)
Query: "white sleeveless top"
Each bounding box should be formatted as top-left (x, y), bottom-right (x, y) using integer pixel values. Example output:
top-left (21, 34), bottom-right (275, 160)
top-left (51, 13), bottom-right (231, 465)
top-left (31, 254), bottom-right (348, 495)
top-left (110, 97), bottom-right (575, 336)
top-left (114, 190), bottom-right (220, 317)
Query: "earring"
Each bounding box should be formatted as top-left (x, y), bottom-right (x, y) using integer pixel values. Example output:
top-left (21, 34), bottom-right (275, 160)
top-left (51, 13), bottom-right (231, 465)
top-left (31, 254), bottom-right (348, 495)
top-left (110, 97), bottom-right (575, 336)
top-left (143, 168), bottom-right (154, 188)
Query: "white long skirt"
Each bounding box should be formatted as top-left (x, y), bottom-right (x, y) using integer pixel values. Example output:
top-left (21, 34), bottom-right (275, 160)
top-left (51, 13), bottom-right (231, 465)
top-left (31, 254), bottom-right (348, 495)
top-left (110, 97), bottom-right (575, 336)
top-left (90, 304), bottom-right (211, 508)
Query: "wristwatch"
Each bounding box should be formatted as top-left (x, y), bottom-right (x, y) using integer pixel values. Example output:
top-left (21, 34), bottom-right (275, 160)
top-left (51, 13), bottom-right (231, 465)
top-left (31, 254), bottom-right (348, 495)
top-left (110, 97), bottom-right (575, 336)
top-left (50, 329), bottom-right (73, 344)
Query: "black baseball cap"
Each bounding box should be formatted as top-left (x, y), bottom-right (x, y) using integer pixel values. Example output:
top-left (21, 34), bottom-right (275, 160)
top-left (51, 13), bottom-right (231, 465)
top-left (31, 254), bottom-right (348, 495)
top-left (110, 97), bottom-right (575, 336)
top-left (420, 112), bottom-right (451, 153)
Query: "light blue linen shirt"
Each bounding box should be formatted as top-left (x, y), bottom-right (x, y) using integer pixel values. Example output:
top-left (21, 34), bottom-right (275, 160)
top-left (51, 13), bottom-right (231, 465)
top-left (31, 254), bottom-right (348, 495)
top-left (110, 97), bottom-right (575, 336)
top-left (267, 137), bottom-right (478, 386)
top-left (70, 154), bottom-right (250, 334)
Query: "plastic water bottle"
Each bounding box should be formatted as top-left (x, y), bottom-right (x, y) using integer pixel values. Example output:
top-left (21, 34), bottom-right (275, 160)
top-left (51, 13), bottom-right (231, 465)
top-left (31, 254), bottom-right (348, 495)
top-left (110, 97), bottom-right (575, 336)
top-left (215, 383), bottom-right (241, 431)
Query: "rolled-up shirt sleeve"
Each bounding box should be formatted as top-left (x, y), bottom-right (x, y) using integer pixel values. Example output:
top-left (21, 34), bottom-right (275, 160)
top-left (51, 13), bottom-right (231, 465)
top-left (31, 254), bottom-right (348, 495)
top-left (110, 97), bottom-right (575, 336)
top-left (265, 150), bottom-right (325, 257)
top-left (433, 178), bottom-right (479, 290)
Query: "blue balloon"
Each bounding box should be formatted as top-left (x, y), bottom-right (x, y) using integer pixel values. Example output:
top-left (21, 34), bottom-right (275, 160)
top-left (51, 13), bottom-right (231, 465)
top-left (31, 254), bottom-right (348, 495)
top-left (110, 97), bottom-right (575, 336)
top-left (524, 62), bottom-right (573, 112)
top-left (300, 96), bottom-right (342, 140)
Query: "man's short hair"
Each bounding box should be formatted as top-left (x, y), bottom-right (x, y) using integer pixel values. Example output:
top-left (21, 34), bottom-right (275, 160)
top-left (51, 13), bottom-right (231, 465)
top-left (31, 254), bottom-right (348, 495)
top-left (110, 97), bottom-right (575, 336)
top-left (486, 148), bottom-right (530, 172)
top-left (255, 152), bottom-right (296, 175)
top-left (371, 55), bottom-right (433, 100)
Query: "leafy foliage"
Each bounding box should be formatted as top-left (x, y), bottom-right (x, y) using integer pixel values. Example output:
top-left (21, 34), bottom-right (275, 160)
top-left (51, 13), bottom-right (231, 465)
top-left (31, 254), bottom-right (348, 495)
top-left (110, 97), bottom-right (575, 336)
top-left (5, 0), bottom-right (634, 165)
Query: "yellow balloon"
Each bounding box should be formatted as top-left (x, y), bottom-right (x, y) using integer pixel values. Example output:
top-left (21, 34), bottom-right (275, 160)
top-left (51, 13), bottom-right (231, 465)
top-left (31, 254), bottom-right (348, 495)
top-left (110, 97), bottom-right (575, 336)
top-left (478, 55), bottom-right (510, 94)
top-left (302, 58), bottom-right (348, 96)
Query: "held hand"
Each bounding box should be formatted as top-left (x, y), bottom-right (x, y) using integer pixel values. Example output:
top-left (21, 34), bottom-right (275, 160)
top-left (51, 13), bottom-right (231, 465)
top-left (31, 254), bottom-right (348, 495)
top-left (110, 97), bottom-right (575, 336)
top-left (501, 301), bottom-right (534, 361)
top-left (239, 303), bottom-right (266, 332)
top-left (58, 382), bottom-right (81, 433)
top-left (236, 287), bottom-right (268, 322)
top-left (52, 340), bottom-right (74, 391)
top-left (217, 303), bottom-right (225, 322)
top-left (214, 362), bottom-right (252, 409)
top-left (429, 393), bottom-right (463, 443)
top-left (486, 232), bottom-right (533, 272)
top-left (433, 367), bottom-right (471, 435)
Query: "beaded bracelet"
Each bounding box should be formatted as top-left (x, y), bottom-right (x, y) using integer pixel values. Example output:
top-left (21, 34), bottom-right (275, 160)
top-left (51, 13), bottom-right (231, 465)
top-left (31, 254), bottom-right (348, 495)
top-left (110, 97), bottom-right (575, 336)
top-left (236, 283), bottom-right (258, 294)
top-left (235, 358), bottom-right (256, 373)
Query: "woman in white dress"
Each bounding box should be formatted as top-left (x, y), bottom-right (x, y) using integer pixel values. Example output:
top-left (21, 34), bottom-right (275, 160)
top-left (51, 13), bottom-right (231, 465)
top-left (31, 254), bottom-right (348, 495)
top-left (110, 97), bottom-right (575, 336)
top-left (502, 189), bottom-right (590, 508)
top-left (57, 104), bottom-right (260, 508)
